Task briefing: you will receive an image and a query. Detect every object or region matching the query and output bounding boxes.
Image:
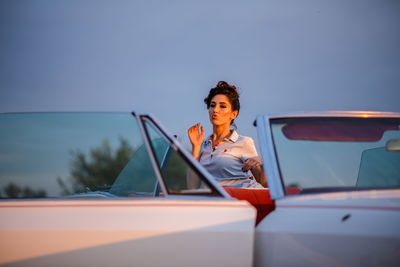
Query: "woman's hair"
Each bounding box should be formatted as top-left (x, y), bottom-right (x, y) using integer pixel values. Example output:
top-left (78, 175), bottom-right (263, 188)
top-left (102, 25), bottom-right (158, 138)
top-left (204, 81), bottom-right (240, 125)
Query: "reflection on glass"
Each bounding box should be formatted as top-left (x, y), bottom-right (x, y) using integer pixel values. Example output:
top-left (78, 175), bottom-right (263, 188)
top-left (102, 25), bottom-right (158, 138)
top-left (109, 140), bottom-right (158, 197)
top-left (59, 138), bottom-right (135, 195)
top-left (0, 113), bottom-right (154, 198)
top-left (144, 119), bottom-right (215, 195)
top-left (270, 117), bottom-right (400, 192)
top-left (357, 147), bottom-right (400, 187)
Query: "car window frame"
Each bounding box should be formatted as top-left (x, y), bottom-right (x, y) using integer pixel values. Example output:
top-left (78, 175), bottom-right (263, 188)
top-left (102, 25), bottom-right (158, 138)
top-left (133, 112), bottom-right (230, 198)
top-left (256, 112), bottom-right (400, 200)
top-left (255, 115), bottom-right (285, 200)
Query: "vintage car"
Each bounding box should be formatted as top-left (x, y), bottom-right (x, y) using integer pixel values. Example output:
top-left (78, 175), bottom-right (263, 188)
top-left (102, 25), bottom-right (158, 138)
top-left (0, 111), bottom-right (399, 266)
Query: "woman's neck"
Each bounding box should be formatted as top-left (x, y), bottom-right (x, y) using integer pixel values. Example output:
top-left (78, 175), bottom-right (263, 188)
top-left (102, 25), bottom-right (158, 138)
top-left (212, 124), bottom-right (231, 143)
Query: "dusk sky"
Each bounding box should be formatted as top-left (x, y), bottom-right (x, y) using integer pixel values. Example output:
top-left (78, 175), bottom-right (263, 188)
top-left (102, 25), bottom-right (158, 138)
top-left (1, 0), bottom-right (399, 148)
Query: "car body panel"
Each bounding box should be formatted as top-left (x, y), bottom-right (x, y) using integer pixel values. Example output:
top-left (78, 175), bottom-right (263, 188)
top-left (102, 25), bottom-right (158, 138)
top-left (0, 199), bottom-right (256, 266)
top-left (255, 190), bottom-right (400, 266)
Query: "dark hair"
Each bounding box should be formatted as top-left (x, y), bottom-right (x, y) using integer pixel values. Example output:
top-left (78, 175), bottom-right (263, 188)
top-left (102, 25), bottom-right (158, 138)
top-left (204, 81), bottom-right (240, 124)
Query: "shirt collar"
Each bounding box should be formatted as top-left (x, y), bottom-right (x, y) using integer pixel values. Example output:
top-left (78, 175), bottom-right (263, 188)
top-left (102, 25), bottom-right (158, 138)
top-left (228, 130), bottom-right (239, 142)
top-left (205, 130), bottom-right (239, 144)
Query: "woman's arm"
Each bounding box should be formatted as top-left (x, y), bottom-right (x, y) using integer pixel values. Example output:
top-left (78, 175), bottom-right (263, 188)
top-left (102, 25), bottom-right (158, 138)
top-left (188, 123), bottom-right (204, 160)
top-left (187, 123), bottom-right (205, 188)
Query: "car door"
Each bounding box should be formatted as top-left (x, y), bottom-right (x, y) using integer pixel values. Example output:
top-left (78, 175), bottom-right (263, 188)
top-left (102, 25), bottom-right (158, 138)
top-left (0, 112), bottom-right (256, 267)
top-left (254, 113), bottom-right (400, 267)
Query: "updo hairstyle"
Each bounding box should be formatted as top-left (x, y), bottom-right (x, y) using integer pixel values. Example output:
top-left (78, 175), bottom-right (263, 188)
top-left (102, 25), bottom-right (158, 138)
top-left (204, 81), bottom-right (240, 125)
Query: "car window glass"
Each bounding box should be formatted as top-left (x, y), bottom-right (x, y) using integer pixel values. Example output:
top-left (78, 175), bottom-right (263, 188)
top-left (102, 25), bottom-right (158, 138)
top-left (0, 113), bottom-right (157, 199)
top-left (356, 147), bottom-right (400, 187)
top-left (143, 119), bottom-right (217, 196)
top-left (109, 141), bottom-right (158, 197)
top-left (270, 117), bottom-right (400, 193)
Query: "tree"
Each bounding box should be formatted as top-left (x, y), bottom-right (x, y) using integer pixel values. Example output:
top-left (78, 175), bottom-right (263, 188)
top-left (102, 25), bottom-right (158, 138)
top-left (2, 182), bottom-right (47, 198)
top-left (58, 138), bottom-right (135, 195)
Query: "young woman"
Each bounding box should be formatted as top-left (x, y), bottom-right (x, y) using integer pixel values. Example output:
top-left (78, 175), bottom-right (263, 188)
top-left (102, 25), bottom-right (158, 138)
top-left (188, 81), bottom-right (267, 188)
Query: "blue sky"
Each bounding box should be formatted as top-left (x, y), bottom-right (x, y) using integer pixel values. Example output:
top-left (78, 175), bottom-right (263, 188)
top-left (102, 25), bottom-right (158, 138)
top-left (1, 0), bottom-right (399, 148)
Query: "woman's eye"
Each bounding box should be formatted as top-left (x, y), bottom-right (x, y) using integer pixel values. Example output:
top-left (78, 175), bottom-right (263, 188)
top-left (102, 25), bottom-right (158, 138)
top-left (210, 104), bottom-right (216, 108)
top-left (220, 105), bottom-right (226, 108)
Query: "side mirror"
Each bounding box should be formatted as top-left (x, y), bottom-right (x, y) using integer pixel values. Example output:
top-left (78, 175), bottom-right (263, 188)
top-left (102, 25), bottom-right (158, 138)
top-left (386, 139), bottom-right (400, 152)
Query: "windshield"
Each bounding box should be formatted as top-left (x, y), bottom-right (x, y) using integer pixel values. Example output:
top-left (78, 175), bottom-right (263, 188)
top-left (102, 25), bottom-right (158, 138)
top-left (0, 113), bottom-right (222, 199)
top-left (0, 113), bottom-right (155, 198)
top-left (270, 117), bottom-right (400, 193)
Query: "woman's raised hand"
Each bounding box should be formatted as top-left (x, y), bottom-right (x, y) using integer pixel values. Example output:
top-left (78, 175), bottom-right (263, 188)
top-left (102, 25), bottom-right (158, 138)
top-left (188, 123), bottom-right (204, 148)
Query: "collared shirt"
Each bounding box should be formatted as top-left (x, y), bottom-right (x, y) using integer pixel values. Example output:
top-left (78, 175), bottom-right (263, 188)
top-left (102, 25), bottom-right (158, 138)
top-left (199, 130), bottom-right (258, 181)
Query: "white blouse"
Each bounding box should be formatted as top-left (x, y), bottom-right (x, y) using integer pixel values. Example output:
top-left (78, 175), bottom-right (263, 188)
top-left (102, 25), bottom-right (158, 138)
top-left (199, 130), bottom-right (259, 181)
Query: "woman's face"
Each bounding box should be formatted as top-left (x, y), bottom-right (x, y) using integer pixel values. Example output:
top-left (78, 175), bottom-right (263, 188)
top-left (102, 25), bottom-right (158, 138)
top-left (208, 94), bottom-right (238, 127)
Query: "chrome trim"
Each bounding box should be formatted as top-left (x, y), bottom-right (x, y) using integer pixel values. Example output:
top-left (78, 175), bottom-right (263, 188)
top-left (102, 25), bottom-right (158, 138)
top-left (134, 113), bottom-right (169, 197)
top-left (256, 115), bottom-right (285, 199)
top-left (264, 110), bottom-right (400, 119)
top-left (135, 112), bottom-right (230, 198)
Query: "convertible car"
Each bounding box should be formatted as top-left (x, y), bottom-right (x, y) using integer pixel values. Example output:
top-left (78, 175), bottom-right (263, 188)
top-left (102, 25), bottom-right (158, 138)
top-left (0, 111), bottom-right (399, 266)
